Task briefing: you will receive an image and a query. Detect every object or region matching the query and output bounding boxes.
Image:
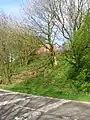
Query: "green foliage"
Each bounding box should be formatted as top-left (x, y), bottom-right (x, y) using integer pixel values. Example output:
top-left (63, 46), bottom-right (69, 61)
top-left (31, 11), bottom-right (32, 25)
top-left (1, 53), bottom-right (90, 101)
top-left (68, 12), bottom-right (90, 93)
top-left (0, 54), bottom-right (72, 97)
top-left (0, 52), bottom-right (90, 101)
top-left (0, 15), bottom-right (40, 83)
top-left (0, 11), bottom-right (90, 101)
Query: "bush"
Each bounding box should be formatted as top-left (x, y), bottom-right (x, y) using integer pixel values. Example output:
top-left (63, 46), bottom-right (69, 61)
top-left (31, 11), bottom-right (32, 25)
top-left (68, 12), bottom-right (90, 93)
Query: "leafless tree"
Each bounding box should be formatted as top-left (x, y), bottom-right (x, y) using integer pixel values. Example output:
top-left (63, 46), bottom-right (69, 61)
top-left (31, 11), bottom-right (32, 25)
top-left (11, 22), bottom-right (41, 66)
top-left (22, 0), bottom-right (59, 66)
top-left (0, 13), bottom-right (13, 83)
top-left (46, 0), bottom-right (90, 40)
top-left (22, 0), bottom-right (90, 65)
top-left (0, 12), bottom-right (41, 83)
top-left (24, 0), bottom-right (89, 40)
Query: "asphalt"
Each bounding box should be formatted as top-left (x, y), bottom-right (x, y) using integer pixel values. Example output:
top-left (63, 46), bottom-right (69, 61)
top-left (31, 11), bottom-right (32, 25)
top-left (0, 89), bottom-right (90, 120)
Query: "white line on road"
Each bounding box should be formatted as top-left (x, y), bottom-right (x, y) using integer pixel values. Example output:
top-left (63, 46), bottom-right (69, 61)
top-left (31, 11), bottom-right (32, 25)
top-left (0, 93), bottom-right (17, 96)
top-left (37, 99), bottom-right (71, 112)
top-left (0, 98), bottom-right (25, 106)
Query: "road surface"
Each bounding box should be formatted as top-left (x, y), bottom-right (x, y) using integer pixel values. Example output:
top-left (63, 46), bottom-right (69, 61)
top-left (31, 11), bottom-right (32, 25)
top-left (0, 89), bottom-right (90, 120)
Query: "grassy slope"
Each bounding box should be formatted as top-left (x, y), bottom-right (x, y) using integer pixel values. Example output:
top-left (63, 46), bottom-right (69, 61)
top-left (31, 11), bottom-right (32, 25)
top-left (0, 53), bottom-right (90, 101)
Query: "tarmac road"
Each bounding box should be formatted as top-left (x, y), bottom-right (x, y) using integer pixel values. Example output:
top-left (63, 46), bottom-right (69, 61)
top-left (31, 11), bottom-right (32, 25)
top-left (0, 89), bottom-right (90, 120)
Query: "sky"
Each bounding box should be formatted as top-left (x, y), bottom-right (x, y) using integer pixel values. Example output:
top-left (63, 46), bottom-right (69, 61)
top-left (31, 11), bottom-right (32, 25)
top-left (0, 0), bottom-right (22, 17)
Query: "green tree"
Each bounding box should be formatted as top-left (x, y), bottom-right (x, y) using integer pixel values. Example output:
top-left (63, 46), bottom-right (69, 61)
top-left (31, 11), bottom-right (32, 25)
top-left (68, 12), bottom-right (90, 93)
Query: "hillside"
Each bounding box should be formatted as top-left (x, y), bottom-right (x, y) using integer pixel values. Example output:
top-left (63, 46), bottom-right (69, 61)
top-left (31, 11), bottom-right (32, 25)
top-left (0, 53), bottom-right (90, 101)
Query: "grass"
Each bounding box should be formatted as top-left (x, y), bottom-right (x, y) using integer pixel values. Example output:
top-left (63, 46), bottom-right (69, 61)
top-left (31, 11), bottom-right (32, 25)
top-left (0, 53), bottom-right (90, 101)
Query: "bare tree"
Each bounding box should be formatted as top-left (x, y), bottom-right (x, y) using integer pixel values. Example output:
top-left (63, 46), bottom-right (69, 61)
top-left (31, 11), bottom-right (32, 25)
top-left (11, 23), bottom-right (41, 66)
top-left (46, 0), bottom-right (90, 40)
top-left (22, 0), bottom-right (90, 65)
top-left (0, 13), bottom-right (13, 83)
top-left (22, 0), bottom-right (59, 66)
top-left (0, 12), bottom-right (40, 83)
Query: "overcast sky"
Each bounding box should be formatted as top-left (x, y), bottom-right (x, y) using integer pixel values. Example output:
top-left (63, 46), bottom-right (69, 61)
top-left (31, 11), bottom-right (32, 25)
top-left (0, 0), bottom-right (22, 16)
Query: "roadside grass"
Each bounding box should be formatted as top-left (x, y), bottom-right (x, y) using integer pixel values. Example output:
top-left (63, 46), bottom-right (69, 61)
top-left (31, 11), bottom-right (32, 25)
top-left (0, 53), bottom-right (90, 101)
